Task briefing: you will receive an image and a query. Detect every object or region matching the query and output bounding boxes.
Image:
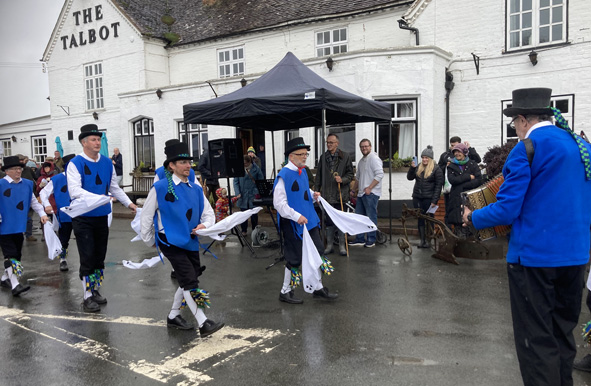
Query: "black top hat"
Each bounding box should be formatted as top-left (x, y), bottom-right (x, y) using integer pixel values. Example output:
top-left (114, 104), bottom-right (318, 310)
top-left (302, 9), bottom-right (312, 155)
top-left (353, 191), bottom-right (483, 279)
top-left (62, 154), bottom-right (76, 168)
top-left (2, 156), bottom-right (22, 171)
top-left (78, 124), bottom-right (102, 141)
top-left (165, 139), bottom-right (181, 147)
top-left (503, 88), bottom-right (554, 117)
top-left (163, 142), bottom-right (193, 168)
top-left (285, 137), bottom-right (310, 157)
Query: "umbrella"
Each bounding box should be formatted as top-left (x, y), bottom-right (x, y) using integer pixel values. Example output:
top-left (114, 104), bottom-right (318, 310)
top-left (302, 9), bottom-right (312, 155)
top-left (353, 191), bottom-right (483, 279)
top-left (55, 137), bottom-right (64, 157)
top-left (99, 132), bottom-right (109, 157)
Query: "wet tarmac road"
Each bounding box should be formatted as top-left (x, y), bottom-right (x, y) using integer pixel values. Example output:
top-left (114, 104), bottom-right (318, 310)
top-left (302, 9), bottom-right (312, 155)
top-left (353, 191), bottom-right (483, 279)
top-left (1, 219), bottom-right (591, 386)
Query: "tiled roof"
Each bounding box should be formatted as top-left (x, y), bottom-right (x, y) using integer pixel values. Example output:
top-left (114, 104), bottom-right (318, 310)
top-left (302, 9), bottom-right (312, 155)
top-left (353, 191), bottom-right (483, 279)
top-left (112, 0), bottom-right (412, 46)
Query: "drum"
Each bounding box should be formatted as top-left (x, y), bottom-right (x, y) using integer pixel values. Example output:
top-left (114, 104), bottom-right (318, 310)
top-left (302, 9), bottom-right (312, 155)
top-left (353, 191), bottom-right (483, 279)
top-left (462, 174), bottom-right (511, 241)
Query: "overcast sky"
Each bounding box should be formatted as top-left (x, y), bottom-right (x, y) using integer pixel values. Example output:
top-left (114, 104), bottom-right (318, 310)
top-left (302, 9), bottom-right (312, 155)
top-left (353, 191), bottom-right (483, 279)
top-left (0, 1), bottom-right (64, 125)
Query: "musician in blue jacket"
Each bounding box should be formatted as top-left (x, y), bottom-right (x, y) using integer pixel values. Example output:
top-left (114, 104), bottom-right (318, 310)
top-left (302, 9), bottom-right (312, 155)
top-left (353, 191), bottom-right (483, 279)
top-left (40, 153), bottom-right (76, 272)
top-left (463, 88), bottom-right (591, 386)
top-left (0, 156), bottom-right (49, 296)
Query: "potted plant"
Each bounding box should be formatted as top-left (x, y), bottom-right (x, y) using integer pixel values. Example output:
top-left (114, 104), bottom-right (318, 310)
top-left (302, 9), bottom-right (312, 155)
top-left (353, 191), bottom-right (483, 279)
top-left (139, 161), bottom-right (150, 173)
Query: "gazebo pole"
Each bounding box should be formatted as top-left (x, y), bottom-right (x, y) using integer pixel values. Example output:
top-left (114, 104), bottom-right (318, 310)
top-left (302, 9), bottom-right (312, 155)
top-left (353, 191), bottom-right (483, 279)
top-left (389, 121), bottom-right (393, 242)
top-left (321, 108), bottom-right (327, 240)
top-left (271, 131), bottom-right (277, 178)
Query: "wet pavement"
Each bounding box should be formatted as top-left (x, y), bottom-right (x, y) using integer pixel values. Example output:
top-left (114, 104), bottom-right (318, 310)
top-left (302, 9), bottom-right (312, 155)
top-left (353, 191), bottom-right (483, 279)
top-left (2, 218), bottom-right (591, 386)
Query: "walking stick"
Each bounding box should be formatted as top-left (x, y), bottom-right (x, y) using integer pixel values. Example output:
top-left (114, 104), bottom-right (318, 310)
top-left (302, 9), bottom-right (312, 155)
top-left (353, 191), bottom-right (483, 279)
top-left (333, 172), bottom-right (349, 257)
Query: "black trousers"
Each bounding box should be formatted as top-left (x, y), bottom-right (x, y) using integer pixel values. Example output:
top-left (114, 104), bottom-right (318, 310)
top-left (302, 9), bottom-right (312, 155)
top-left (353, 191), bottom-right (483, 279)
top-left (280, 218), bottom-right (323, 268)
top-left (58, 222), bottom-right (73, 251)
top-left (73, 216), bottom-right (109, 279)
top-left (323, 202), bottom-right (343, 227)
top-left (157, 233), bottom-right (202, 290)
top-left (0, 233), bottom-right (24, 261)
top-left (412, 197), bottom-right (433, 228)
top-left (507, 263), bottom-right (585, 386)
top-left (240, 209), bottom-right (258, 233)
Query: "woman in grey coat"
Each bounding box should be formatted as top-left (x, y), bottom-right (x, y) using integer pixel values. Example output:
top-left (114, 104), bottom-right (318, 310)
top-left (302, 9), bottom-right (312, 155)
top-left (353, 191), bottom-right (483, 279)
top-left (233, 155), bottom-right (263, 235)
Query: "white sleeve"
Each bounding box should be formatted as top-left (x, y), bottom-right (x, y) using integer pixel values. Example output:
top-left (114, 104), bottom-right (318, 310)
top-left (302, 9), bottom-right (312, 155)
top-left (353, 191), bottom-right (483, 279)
top-left (140, 187), bottom-right (158, 247)
top-left (109, 165), bottom-right (133, 207)
top-left (272, 177), bottom-right (301, 222)
top-left (66, 161), bottom-right (109, 203)
top-left (200, 190), bottom-right (215, 228)
top-left (39, 180), bottom-right (54, 207)
top-left (30, 193), bottom-right (46, 218)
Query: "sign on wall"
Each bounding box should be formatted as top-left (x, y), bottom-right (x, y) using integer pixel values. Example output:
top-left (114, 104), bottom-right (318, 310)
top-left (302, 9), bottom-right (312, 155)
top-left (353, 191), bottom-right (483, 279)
top-left (60, 5), bottom-right (120, 50)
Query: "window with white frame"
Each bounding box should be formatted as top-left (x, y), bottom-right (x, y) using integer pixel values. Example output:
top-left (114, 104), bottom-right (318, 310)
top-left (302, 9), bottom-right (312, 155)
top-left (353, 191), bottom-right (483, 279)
top-left (501, 94), bottom-right (574, 142)
top-left (376, 100), bottom-right (417, 160)
top-left (31, 136), bottom-right (47, 163)
top-left (507, 0), bottom-right (566, 50)
top-left (0, 139), bottom-right (11, 157)
top-left (133, 118), bottom-right (155, 169)
top-left (178, 122), bottom-right (208, 162)
top-left (84, 62), bottom-right (104, 110)
top-left (218, 47), bottom-right (244, 78)
top-left (316, 28), bottom-right (348, 57)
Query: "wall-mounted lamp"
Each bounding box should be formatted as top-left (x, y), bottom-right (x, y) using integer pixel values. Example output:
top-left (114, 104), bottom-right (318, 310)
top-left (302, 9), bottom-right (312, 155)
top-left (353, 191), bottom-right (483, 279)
top-left (240, 78), bottom-right (247, 87)
top-left (92, 111), bottom-right (99, 120)
top-left (11, 136), bottom-right (17, 143)
top-left (156, 89), bottom-right (163, 99)
top-left (326, 57), bottom-right (334, 71)
top-left (528, 50), bottom-right (538, 66)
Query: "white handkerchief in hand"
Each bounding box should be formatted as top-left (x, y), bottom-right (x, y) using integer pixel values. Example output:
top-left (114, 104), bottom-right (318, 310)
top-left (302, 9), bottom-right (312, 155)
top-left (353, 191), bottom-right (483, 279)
top-left (60, 195), bottom-right (111, 218)
top-left (52, 214), bottom-right (60, 232)
top-left (43, 222), bottom-right (63, 260)
top-left (130, 207), bottom-right (143, 242)
top-left (122, 255), bottom-right (163, 269)
top-left (301, 226), bottom-right (323, 294)
top-left (195, 207), bottom-right (264, 240)
top-left (319, 196), bottom-right (377, 235)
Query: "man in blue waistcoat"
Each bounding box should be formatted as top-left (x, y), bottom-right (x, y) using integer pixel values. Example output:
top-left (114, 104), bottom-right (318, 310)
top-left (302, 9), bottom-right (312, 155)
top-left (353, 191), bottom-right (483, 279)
top-left (141, 141), bottom-right (224, 337)
top-left (462, 88), bottom-right (591, 386)
top-left (0, 156), bottom-right (49, 296)
top-left (273, 137), bottom-right (338, 304)
top-left (40, 153), bottom-right (76, 272)
top-left (67, 124), bottom-right (137, 313)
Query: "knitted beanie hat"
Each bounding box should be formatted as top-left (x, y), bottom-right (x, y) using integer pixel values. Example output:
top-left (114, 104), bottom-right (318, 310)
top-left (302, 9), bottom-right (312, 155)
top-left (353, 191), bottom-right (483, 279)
top-left (421, 145), bottom-right (434, 159)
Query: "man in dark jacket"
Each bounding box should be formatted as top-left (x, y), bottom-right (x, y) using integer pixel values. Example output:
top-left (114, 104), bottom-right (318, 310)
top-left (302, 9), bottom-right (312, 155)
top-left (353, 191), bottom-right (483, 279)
top-left (197, 149), bottom-right (220, 202)
top-left (18, 155), bottom-right (38, 241)
top-left (314, 133), bottom-right (354, 255)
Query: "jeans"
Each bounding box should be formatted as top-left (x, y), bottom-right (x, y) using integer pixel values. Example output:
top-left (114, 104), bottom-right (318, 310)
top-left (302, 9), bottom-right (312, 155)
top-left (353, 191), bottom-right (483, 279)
top-left (354, 193), bottom-right (379, 244)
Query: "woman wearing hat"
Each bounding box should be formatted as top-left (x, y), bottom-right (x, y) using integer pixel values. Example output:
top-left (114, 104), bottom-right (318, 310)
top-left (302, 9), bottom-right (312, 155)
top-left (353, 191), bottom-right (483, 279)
top-left (140, 141), bottom-right (224, 337)
top-left (407, 145), bottom-right (443, 248)
top-left (445, 142), bottom-right (482, 236)
top-left (0, 156), bottom-right (49, 296)
top-left (247, 146), bottom-right (262, 170)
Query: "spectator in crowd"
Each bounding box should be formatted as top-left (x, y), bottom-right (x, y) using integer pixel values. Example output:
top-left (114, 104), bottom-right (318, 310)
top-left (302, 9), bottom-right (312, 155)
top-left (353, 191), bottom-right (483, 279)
top-left (247, 146), bottom-right (262, 170)
top-left (234, 155), bottom-right (263, 236)
top-left (257, 144), bottom-right (266, 178)
top-left (112, 148), bottom-right (123, 186)
top-left (198, 149), bottom-right (220, 203)
top-left (54, 151), bottom-right (64, 170)
top-left (18, 155), bottom-right (38, 241)
top-left (36, 160), bottom-right (59, 196)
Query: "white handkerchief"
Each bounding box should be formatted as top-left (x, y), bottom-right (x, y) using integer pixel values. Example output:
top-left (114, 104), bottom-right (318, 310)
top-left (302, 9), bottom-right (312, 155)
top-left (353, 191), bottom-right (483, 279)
top-left (195, 207), bottom-right (264, 240)
top-left (426, 205), bottom-right (438, 214)
top-left (52, 214), bottom-right (60, 232)
top-left (130, 207), bottom-right (143, 242)
top-left (122, 255), bottom-right (163, 269)
top-left (319, 196), bottom-right (377, 235)
top-left (43, 222), bottom-right (63, 260)
top-left (301, 226), bottom-right (323, 294)
top-left (60, 195), bottom-right (111, 218)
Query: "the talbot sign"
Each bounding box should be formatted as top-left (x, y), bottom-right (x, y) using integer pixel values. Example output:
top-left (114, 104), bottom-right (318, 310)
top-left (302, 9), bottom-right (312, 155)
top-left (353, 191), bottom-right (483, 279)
top-left (60, 5), bottom-right (120, 50)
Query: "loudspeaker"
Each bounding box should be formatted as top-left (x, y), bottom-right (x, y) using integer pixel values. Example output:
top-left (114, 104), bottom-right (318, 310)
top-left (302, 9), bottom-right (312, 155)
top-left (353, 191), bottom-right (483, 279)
top-left (209, 138), bottom-right (245, 178)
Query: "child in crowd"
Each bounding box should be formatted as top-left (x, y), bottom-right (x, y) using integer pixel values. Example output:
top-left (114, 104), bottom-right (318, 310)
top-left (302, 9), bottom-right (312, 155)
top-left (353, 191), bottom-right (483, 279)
top-left (214, 187), bottom-right (237, 222)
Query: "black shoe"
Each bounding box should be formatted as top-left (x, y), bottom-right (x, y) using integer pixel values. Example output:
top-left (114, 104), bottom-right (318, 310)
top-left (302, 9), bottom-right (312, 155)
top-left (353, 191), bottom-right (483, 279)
top-left (199, 319), bottom-right (225, 338)
top-left (12, 284), bottom-right (30, 296)
top-left (574, 354), bottom-right (591, 372)
top-left (83, 297), bottom-right (100, 313)
top-left (313, 287), bottom-right (338, 300)
top-left (59, 260), bottom-right (69, 272)
top-left (167, 315), bottom-right (194, 330)
top-left (0, 279), bottom-right (10, 289)
top-left (170, 270), bottom-right (177, 279)
top-left (91, 290), bottom-right (107, 304)
top-left (279, 290), bottom-right (303, 304)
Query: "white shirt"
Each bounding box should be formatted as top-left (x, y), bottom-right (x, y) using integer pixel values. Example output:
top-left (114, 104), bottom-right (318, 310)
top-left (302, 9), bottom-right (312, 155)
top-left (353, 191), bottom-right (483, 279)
top-left (525, 120), bottom-right (553, 139)
top-left (140, 173), bottom-right (215, 246)
top-left (272, 161), bottom-right (317, 222)
top-left (356, 152), bottom-right (383, 197)
top-left (66, 152), bottom-right (132, 207)
top-left (3, 176), bottom-right (46, 218)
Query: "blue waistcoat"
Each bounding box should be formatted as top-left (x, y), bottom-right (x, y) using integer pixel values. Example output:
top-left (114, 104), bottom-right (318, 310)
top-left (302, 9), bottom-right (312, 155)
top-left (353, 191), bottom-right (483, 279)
top-left (0, 178), bottom-right (33, 235)
top-left (155, 166), bottom-right (196, 183)
top-left (154, 178), bottom-right (204, 251)
top-left (51, 173), bottom-right (72, 223)
top-left (71, 155), bottom-right (112, 217)
top-left (273, 167), bottom-right (319, 236)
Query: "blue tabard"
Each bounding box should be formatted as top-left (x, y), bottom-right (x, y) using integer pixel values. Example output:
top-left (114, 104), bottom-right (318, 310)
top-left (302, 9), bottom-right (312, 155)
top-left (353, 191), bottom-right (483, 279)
top-left (71, 155), bottom-right (112, 217)
top-left (155, 166), bottom-right (196, 183)
top-left (51, 173), bottom-right (72, 223)
top-left (273, 167), bottom-right (320, 236)
top-left (154, 178), bottom-right (204, 251)
top-left (0, 178), bottom-right (33, 235)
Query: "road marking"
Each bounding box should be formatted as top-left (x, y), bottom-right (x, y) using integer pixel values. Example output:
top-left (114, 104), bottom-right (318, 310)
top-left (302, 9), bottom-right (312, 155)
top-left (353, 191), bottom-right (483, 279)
top-left (0, 306), bottom-right (283, 384)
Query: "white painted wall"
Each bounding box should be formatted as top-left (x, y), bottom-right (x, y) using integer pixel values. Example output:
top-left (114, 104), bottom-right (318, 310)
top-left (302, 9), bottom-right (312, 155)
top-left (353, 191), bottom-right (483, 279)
top-left (0, 116), bottom-right (52, 162)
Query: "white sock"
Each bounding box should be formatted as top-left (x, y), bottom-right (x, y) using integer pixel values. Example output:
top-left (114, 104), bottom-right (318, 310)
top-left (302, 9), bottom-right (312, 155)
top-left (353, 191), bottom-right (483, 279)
top-left (315, 281), bottom-right (324, 291)
top-left (82, 277), bottom-right (92, 300)
top-left (183, 290), bottom-right (208, 327)
top-left (168, 287), bottom-right (184, 319)
top-left (280, 267), bottom-right (292, 294)
top-left (5, 268), bottom-right (18, 289)
top-left (1, 272), bottom-right (8, 281)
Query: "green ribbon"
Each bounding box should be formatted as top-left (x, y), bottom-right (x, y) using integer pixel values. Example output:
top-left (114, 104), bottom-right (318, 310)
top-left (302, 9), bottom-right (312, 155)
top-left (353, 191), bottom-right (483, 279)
top-left (550, 107), bottom-right (591, 180)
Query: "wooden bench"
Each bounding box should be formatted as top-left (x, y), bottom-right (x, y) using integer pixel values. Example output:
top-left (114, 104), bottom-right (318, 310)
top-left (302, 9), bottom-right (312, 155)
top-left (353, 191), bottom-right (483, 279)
top-left (121, 175), bottom-right (155, 201)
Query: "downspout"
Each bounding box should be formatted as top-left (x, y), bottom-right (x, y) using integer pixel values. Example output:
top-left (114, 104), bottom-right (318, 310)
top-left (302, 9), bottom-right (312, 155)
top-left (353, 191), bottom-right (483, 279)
top-left (397, 18), bottom-right (419, 46)
top-left (444, 71), bottom-right (454, 143)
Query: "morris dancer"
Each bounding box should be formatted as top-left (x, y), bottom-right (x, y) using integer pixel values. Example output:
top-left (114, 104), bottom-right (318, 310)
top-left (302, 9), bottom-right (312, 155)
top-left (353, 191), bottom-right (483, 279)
top-left (273, 137), bottom-right (337, 304)
top-left (0, 156), bottom-right (49, 296)
top-left (140, 141), bottom-right (224, 337)
top-left (67, 124), bottom-right (137, 313)
top-left (40, 153), bottom-right (76, 272)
